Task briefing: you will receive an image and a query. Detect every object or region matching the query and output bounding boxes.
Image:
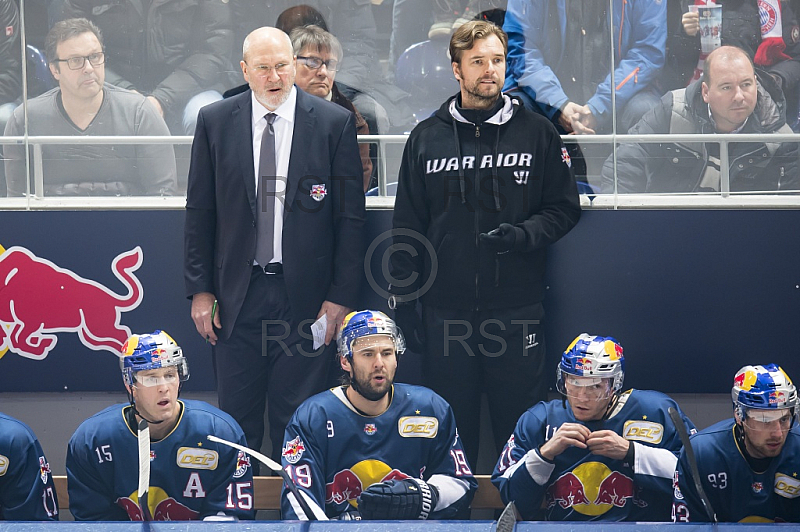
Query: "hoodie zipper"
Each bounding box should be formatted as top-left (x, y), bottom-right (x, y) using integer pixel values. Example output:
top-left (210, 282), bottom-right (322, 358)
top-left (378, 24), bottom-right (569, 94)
top-left (616, 67), bottom-right (639, 90)
top-left (474, 123), bottom-right (481, 308)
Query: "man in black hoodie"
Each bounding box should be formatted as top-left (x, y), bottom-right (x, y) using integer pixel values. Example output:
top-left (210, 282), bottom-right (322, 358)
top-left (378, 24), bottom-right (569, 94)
top-left (389, 20), bottom-right (581, 470)
top-left (603, 45), bottom-right (799, 193)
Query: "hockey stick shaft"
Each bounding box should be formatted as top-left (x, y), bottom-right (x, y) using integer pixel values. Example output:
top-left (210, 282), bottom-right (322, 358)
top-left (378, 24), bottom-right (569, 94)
top-left (668, 407), bottom-right (717, 522)
top-left (137, 419), bottom-right (152, 521)
top-left (206, 435), bottom-right (327, 520)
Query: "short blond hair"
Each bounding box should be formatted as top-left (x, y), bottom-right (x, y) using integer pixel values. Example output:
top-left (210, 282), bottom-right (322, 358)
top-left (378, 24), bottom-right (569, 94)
top-left (449, 20), bottom-right (508, 64)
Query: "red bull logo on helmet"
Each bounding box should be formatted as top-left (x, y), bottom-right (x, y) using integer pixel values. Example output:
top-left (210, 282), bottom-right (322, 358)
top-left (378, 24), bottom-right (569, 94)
top-left (546, 462), bottom-right (640, 517)
top-left (575, 358), bottom-right (593, 372)
top-left (325, 459), bottom-right (410, 508)
top-left (0, 246), bottom-right (143, 360)
top-left (769, 391), bottom-right (786, 405)
top-left (282, 436), bottom-right (305, 464)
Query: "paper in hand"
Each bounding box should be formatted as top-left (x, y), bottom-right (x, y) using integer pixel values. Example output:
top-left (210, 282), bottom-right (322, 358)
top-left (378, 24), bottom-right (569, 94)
top-left (311, 314), bottom-right (328, 350)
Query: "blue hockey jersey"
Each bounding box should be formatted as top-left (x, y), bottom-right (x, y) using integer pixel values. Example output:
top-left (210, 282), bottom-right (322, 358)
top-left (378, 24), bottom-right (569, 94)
top-left (672, 419), bottom-right (800, 523)
top-left (280, 384), bottom-right (478, 519)
top-left (66, 400), bottom-right (254, 521)
top-left (0, 412), bottom-right (58, 521)
top-left (492, 389), bottom-right (695, 521)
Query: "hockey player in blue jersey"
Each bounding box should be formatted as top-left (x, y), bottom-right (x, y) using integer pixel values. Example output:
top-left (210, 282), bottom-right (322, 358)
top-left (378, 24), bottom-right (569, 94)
top-left (672, 363), bottom-right (800, 523)
top-left (492, 333), bottom-right (696, 521)
top-left (66, 330), bottom-right (254, 521)
top-left (0, 413), bottom-right (58, 520)
top-left (280, 310), bottom-right (478, 520)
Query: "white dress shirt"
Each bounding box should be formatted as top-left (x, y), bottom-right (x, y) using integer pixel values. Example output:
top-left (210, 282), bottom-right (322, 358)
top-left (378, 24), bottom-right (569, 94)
top-left (251, 86), bottom-right (297, 264)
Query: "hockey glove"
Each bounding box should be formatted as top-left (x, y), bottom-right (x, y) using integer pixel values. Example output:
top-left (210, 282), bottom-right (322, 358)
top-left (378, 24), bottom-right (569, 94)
top-left (480, 223), bottom-right (526, 254)
top-left (392, 302), bottom-right (426, 353)
top-left (357, 478), bottom-right (439, 520)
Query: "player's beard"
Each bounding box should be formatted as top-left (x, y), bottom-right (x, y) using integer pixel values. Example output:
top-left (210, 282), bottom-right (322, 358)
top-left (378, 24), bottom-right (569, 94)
top-left (349, 367), bottom-right (393, 402)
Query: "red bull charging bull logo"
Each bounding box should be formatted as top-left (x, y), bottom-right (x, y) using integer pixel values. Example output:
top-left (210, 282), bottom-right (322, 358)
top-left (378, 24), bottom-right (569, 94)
top-left (0, 246), bottom-right (143, 360)
top-left (117, 487), bottom-right (199, 521)
top-left (546, 462), bottom-right (641, 516)
top-left (282, 436), bottom-right (306, 464)
top-left (325, 459), bottom-right (410, 507)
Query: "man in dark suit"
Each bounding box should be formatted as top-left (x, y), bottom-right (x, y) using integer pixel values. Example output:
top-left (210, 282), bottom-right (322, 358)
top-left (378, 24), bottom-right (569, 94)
top-left (184, 27), bottom-right (365, 460)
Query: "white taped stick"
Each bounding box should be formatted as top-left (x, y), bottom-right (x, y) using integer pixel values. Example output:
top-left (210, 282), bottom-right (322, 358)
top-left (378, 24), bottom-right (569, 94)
top-left (137, 419), bottom-right (152, 521)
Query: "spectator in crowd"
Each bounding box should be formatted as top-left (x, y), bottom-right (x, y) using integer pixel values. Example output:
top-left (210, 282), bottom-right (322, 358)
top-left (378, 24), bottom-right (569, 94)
top-left (665, 1), bottom-right (800, 94)
top-left (390, 0), bottom-right (507, 65)
top-left (0, 412), bottom-right (59, 520)
top-left (280, 310), bottom-right (477, 520)
top-left (673, 363), bottom-right (800, 522)
top-left (493, 334), bottom-right (696, 521)
top-left (390, 20), bottom-right (580, 471)
top-left (0, 0), bottom-right (20, 134)
top-left (602, 45), bottom-right (798, 193)
top-left (3, 18), bottom-right (177, 197)
top-left (290, 25), bottom-right (373, 191)
top-left (230, 1), bottom-right (411, 133)
top-left (62, 0), bottom-right (233, 134)
top-left (185, 27), bottom-right (365, 464)
top-left (503, 0), bottom-right (666, 135)
top-left (67, 331), bottom-right (254, 521)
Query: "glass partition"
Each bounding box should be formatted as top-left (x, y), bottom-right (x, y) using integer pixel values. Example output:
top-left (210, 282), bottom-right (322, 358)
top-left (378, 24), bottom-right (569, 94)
top-left (1, 0), bottom-right (797, 207)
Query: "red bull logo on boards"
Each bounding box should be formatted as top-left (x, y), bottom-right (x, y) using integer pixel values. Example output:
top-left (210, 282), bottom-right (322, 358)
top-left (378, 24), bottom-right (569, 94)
top-left (546, 462), bottom-right (638, 517)
top-left (0, 246), bottom-right (143, 360)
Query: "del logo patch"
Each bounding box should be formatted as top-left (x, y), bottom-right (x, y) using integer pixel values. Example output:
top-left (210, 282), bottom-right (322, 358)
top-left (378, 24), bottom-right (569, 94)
top-left (176, 448), bottom-right (219, 470)
top-left (0, 454), bottom-right (8, 476)
top-left (398, 416), bottom-right (438, 438)
top-left (775, 473), bottom-right (800, 498)
top-left (623, 420), bottom-right (664, 444)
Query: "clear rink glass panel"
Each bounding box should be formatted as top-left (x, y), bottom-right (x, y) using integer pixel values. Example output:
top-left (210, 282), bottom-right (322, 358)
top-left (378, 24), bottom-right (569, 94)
top-left (0, 0), bottom-right (795, 204)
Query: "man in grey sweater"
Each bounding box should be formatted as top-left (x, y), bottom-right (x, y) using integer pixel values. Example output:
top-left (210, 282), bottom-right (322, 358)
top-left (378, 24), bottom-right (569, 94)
top-left (4, 18), bottom-right (177, 197)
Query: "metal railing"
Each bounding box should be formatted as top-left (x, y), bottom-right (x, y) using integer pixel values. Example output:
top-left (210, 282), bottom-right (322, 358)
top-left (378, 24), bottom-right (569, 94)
top-left (1, 133), bottom-right (799, 210)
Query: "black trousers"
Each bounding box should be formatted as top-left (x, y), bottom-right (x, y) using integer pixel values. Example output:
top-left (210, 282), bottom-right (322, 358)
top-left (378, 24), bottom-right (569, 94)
top-left (212, 267), bottom-right (330, 465)
top-left (422, 303), bottom-right (548, 471)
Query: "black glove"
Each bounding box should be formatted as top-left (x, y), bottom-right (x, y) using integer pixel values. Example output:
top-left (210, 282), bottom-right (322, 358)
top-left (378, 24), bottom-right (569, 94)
top-left (392, 302), bottom-right (426, 353)
top-left (357, 478), bottom-right (439, 520)
top-left (480, 223), bottom-right (526, 254)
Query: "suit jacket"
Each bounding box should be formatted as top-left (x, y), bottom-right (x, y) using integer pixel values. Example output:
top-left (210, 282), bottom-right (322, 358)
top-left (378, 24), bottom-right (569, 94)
top-left (184, 87), bottom-right (366, 339)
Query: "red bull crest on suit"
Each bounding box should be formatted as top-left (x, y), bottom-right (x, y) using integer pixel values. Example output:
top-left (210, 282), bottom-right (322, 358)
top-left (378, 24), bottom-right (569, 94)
top-left (117, 487), bottom-right (199, 521)
top-left (0, 246), bottom-right (143, 360)
top-left (325, 459), bottom-right (410, 507)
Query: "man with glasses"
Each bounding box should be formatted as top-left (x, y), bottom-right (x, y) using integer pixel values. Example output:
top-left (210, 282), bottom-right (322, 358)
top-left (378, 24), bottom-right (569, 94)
top-left (290, 25), bottom-right (373, 191)
top-left (492, 334), bottom-right (696, 521)
top-left (66, 331), bottom-right (255, 521)
top-left (3, 18), bottom-right (176, 197)
top-left (673, 364), bottom-right (800, 522)
top-left (185, 26), bottom-right (364, 465)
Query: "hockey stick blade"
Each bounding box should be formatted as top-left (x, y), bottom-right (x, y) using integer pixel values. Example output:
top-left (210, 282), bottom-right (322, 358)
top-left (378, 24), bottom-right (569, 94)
top-left (206, 435), bottom-right (328, 521)
top-left (668, 407), bottom-right (717, 522)
top-left (137, 419), bottom-right (152, 521)
top-left (495, 501), bottom-right (517, 532)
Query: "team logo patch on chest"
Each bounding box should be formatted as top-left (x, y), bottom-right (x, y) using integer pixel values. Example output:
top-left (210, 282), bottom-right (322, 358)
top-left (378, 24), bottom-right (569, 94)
top-left (310, 184), bottom-right (327, 201)
top-left (623, 420), bottom-right (664, 444)
top-left (364, 423), bottom-right (377, 435)
top-left (398, 416), bottom-right (438, 438)
top-left (176, 447), bottom-right (219, 470)
top-left (775, 474), bottom-right (800, 498)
